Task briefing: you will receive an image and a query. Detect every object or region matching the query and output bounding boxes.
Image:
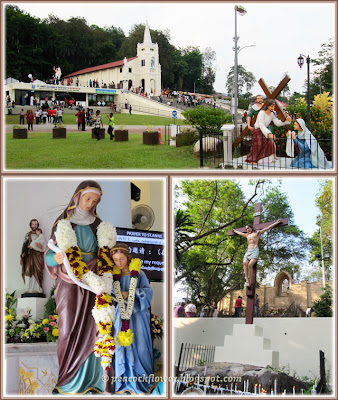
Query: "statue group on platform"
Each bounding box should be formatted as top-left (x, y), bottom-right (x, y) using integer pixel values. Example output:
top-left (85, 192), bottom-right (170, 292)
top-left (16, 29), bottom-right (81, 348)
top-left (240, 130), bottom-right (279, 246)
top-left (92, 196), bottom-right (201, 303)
top-left (44, 181), bottom-right (154, 394)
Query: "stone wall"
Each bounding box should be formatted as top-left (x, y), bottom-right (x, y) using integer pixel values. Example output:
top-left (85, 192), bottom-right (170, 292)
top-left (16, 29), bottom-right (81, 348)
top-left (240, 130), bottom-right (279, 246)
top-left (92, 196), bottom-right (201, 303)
top-left (219, 274), bottom-right (331, 315)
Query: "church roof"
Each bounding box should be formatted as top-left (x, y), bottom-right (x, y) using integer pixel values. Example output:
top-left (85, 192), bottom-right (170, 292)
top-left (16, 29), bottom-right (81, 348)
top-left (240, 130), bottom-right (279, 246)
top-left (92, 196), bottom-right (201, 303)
top-left (63, 57), bottom-right (138, 78)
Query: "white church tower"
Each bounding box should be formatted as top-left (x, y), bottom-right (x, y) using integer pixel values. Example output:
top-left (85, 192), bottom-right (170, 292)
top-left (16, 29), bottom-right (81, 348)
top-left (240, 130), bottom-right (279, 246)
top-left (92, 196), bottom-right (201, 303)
top-left (135, 21), bottom-right (162, 95)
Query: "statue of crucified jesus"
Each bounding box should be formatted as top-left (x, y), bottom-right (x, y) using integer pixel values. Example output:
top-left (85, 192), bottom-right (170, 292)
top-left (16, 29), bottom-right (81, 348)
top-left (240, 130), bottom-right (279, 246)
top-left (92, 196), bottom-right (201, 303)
top-left (232, 219), bottom-right (282, 287)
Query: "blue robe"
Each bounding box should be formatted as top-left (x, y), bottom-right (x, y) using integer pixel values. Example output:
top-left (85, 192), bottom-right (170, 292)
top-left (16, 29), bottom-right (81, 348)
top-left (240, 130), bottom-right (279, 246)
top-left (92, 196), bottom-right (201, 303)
top-left (45, 225), bottom-right (104, 394)
top-left (112, 271), bottom-right (154, 394)
top-left (291, 138), bottom-right (315, 168)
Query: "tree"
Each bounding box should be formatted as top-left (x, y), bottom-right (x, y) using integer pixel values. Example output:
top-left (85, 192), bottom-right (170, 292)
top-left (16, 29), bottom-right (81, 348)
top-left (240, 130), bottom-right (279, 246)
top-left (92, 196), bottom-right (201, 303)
top-left (311, 285), bottom-right (332, 317)
top-left (182, 107), bottom-right (232, 136)
top-left (226, 65), bottom-right (256, 96)
top-left (310, 39), bottom-right (333, 96)
top-left (174, 180), bottom-right (308, 305)
top-left (199, 47), bottom-right (216, 95)
top-left (308, 180), bottom-right (333, 281)
top-left (180, 47), bottom-right (203, 92)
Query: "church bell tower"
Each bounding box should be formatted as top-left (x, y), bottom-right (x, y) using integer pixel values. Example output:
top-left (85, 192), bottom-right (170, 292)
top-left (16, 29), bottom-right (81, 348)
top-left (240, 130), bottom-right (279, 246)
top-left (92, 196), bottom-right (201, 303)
top-left (136, 21), bottom-right (161, 95)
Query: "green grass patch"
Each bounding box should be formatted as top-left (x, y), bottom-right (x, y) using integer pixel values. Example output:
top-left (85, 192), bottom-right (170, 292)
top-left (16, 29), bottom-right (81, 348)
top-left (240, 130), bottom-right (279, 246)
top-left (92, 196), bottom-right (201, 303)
top-left (5, 132), bottom-right (199, 169)
top-left (5, 113), bottom-right (184, 126)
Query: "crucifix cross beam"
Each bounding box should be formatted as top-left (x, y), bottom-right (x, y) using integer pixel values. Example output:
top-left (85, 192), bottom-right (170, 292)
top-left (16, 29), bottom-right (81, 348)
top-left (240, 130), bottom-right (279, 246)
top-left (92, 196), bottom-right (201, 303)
top-left (228, 202), bottom-right (289, 324)
top-left (232, 74), bottom-right (291, 150)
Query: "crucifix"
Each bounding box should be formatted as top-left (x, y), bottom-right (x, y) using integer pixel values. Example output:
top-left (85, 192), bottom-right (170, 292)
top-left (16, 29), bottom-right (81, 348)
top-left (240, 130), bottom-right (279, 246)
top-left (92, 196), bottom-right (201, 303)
top-left (228, 202), bottom-right (288, 324)
top-left (232, 74), bottom-right (291, 150)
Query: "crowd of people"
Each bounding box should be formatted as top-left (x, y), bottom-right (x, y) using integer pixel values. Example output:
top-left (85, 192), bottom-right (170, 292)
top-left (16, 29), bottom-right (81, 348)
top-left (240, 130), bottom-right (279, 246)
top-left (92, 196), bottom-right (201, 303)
top-left (174, 296), bottom-right (261, 318)
top-left (20, 107), bottom-right (64, 130)
top-left (157, 89), bottom-right (218, 109)
top-left (174, 301), bottom-right (218, 318)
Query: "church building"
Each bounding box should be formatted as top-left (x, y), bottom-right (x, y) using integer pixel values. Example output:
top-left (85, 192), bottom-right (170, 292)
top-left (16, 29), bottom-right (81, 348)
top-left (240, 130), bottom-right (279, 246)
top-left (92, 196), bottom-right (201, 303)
top-left (64, 22), bottom-right (161, 95)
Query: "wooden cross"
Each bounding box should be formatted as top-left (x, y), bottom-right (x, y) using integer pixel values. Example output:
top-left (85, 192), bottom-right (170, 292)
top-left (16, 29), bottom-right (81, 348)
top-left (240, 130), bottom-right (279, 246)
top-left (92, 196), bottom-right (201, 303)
top-left (228, 202), bottom-right (288, 324)
top-left (232, 75), bottom-right (291, 150)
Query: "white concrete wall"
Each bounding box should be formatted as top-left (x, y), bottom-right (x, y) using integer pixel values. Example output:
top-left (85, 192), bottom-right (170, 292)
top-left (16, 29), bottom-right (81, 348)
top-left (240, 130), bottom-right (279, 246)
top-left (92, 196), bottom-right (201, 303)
top-left (117, 92), bottom-right (183, 118)
top-left (174, 318), bottom-right (334, 380)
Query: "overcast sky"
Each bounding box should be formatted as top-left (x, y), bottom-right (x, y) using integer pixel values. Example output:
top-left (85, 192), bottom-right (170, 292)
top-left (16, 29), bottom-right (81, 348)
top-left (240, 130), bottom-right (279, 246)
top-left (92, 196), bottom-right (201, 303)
top-left (6, 2), bottom-right (335, 95)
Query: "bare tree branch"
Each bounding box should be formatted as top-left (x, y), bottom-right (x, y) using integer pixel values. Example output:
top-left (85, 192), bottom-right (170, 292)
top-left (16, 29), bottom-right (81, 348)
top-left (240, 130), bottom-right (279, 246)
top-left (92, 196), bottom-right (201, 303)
top-left (176, 179), bottom-right (265, 245)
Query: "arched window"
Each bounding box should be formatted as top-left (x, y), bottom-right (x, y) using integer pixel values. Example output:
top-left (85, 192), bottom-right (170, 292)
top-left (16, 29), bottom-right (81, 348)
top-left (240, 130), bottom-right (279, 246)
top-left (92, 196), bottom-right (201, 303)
top-left (151, 57), bottom-right (155, 68)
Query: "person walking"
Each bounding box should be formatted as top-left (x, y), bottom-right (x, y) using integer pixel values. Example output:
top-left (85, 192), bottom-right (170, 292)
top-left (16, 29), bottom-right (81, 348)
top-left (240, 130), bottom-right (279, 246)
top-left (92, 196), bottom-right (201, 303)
top-left (93, 110), bottom-right (103, 141)
top-left (107, 113), bottom-right (115, 140)
top-left (19, 108), bottom-right (25, 124)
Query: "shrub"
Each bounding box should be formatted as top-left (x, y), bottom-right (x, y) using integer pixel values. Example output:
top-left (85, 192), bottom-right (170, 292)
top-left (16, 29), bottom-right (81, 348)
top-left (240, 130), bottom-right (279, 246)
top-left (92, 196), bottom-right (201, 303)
top-left (312, 285), bottom-right (332, 317)
top-left (176, 127), bottom-right (199, 146)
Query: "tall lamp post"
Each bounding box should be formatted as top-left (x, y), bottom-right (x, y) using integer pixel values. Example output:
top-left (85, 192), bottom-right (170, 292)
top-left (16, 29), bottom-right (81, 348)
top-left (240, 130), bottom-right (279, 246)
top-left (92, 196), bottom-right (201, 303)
top-left (297, 54), bottom-right (311, 129)
top-left (233, 5), bottom-right (247, 140)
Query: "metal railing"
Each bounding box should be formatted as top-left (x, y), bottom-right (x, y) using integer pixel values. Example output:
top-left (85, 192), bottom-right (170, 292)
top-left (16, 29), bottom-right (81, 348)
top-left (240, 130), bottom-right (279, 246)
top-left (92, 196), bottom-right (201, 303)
top-left (198, 126), bottom-right (332, 170)
top-left (177, 343), bottom-right (215, 374)
top-left (284, 301), bottom-right (306, 317)
top-left (258, 303), bottom-right (269, 317)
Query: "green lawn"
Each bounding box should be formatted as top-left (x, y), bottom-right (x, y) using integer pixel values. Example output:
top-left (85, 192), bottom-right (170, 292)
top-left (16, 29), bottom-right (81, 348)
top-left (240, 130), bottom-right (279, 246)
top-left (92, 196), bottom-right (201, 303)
top-left (5, 113), bottom-right (184, 126)
top-left (5, 132), bottom-right (199, 169)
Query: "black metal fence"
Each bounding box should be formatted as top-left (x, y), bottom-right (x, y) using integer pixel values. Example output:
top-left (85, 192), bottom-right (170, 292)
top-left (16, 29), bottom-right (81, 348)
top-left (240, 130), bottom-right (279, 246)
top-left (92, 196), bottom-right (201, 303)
top-left (177, 343), bottom-right (215, 374)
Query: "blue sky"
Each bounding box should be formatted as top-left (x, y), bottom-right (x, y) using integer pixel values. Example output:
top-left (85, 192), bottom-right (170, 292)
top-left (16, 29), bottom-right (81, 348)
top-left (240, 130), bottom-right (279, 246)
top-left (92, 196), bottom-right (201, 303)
top-left (239, 178), bottom-right (326, 237)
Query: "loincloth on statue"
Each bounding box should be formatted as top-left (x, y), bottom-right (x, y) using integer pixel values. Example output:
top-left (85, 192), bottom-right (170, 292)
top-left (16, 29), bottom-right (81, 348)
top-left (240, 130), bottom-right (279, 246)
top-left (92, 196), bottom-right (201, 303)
top-left (243, 247), bottom-right (259, 261)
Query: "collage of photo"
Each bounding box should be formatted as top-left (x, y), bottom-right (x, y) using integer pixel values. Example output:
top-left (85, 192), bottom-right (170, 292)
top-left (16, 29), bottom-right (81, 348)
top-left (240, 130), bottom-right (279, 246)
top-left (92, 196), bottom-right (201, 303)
top-left (2, 1), bottom-right (336, 398)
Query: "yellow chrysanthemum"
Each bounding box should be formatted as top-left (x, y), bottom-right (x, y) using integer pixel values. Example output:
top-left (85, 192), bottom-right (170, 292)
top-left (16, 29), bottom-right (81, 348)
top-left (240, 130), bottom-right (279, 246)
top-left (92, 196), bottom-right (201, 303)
top-left (54, 315), bottom-right (58, 320)
top-left (98, 323), bottom-right (112, 336)
top-left (116, 329), bottom-right (133, 347)
top-left (5, 314), bottom-right (14, 322)
top-left (52, 328), bottom-right (59, 337)
top-left (42, 319), bottom-right (49, 325)
top-left (129, 258), bottom-right (141, 273)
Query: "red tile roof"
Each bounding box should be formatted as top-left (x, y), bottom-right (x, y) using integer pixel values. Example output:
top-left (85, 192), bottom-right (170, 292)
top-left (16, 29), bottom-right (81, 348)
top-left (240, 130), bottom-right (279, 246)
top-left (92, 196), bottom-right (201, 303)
top-left (63, 57), bottom-right (138, 78)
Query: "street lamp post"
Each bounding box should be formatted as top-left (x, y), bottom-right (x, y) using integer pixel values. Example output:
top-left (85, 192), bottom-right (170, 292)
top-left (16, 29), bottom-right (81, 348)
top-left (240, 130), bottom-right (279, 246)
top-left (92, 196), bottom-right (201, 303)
top-left (297, 54), bottom-right (311, 129)
top-left (233, 5), bottom-right (247, 141)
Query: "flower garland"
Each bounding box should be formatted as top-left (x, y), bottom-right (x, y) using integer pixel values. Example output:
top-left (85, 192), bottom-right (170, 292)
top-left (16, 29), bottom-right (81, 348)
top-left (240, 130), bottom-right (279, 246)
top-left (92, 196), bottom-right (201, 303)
top-left (55, 219), bottom-right (116, 370)
top-left (112, 258), bottom-right (141, 347)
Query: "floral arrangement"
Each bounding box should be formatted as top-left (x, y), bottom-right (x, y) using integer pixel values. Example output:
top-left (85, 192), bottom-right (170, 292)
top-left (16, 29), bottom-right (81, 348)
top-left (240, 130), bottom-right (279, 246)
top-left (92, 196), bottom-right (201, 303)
top-left (151, 314), bottom-right (164, 340)
top-left (113, 258), bottom-right (142, 347)
top-left (5, 292), bottom-right (34, 343)
top-left (5, 291), bottom-right (59, 344)
top-left (55, 219), bottom-right (117, 370)
top-left (24, 314), bottom-right (59, 342)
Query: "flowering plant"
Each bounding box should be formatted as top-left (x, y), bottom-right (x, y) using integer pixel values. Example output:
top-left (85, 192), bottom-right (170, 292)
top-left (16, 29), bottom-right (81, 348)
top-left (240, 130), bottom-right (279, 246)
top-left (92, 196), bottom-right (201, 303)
top-left (54, 219), bottom-right (116, 370)
top-left (24, 314), bottom-right (59, 342)
top-left (5, 292), bottom-right (35, 343)
top-left (151, 314), bottom-right (164, 340)
top-left (113, 258), bottom-right (142, 347)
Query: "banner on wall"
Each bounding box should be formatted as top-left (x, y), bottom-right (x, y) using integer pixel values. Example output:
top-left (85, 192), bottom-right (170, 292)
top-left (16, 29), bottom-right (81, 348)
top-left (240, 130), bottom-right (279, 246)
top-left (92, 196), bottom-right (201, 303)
top-left (116, 227), bottom-right (164, 282)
